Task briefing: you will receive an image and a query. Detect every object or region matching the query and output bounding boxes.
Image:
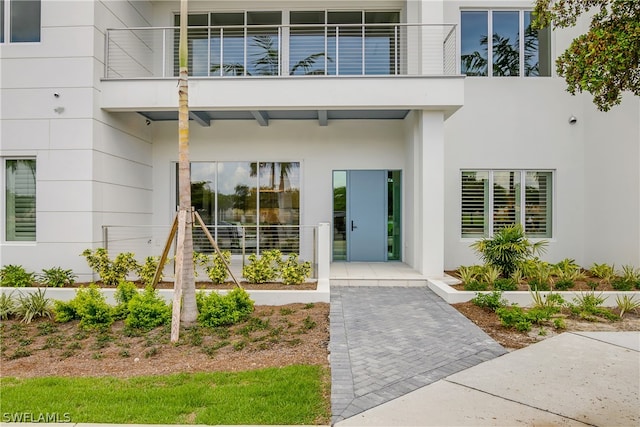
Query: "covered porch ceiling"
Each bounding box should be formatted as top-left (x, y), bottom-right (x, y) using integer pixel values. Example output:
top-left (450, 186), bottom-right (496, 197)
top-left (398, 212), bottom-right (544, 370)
top-left (137, 109), bottom-right (411, 127)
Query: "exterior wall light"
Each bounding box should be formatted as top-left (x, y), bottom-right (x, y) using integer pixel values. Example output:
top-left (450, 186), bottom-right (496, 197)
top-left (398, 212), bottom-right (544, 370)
top-left (568, 115), bottom-right (577, 124)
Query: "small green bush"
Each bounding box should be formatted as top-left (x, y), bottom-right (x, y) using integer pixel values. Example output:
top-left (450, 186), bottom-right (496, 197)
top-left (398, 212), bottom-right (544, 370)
top-left (471, 291), bottom-right (507, 311)
top-left (464, 280), bottom-right (488, 291)
top-left (54, 284), bottom-right (114, 330)
top-left (81, 248), bottom-right (140, 287)
top-left (554, 278), bottom-right (575, 291)
top-left (569, 292), bottom-right (619, 322)
top-left (37, 267), bottom-right (76, 287)
top-left (279, 253), bottom-right (311, 285)
top-left (0, 265), bottom-right (35, 287)
top-left (113, 281), bottom-right (139, 320)
top-left (589, 263), bottom-right (616, 283)
top-left (611, 278), bottom-right (635, 291)
top-left (206, 251), bottom-right (232, 284)
top-left (242, 250), bottom-right (281, 284)
top-left (495, 306), bottom-right (532, 332)
top-left (493, 278), bottom-right (518, 291)
top-left (528, 279), bottom-right (550, 291)
top-left (138, 256), bottom-right (164, 287)
top-left (125, 287), bottom-right (171, 331)
top-left (197, 288), bottom-right (254, 328)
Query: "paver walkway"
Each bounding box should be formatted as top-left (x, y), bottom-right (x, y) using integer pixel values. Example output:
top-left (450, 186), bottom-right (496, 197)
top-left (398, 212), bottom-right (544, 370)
top-left (330, 286), bottom-right (507, 424)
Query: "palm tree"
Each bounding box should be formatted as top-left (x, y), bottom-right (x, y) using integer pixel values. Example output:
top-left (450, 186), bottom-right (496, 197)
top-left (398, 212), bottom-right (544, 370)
top-left (172, 0), bottom-right (198, 342)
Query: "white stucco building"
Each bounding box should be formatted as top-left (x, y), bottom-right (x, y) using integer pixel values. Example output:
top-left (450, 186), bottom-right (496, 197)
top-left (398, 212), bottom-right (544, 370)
top-left (1, 0), bottom-right (638, 282)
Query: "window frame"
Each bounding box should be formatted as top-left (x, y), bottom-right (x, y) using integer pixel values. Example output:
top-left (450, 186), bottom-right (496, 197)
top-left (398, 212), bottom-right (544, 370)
top-left (459, 8), bottom-right (550, 77)
top-left (1, 0), bottom-right (41, 44)
top-left (3, 157), bottom-right (37, 243)
top-left (460, 169), bottom-right (554, 239)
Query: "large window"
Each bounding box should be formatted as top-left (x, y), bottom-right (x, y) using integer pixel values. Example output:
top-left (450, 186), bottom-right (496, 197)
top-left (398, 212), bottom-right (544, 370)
top-left (5, 159), bottom-right (36, 241)
top-left (460, 10), bottom-right (550, 77)
top-left (461, 170), bottom-right (552, 238)
top-left (1, 0), bottom-right (41, 43)
top-left (177, 161), bottom-right (300, 253)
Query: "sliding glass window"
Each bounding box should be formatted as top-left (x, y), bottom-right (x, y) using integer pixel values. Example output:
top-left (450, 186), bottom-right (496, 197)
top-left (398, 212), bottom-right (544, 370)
top-left (177, 161), bottom-right (299, 254)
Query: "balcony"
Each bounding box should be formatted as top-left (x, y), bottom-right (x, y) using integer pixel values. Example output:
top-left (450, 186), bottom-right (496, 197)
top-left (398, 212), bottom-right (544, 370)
top-left (101, 23), bottom-right (464, 123)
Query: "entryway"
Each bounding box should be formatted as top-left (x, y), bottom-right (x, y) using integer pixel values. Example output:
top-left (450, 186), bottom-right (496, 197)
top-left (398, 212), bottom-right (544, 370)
top-left (332, 170), bottom-right (401, 262)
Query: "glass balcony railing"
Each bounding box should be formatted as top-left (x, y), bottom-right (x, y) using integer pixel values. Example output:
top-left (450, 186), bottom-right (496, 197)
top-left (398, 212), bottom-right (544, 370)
top-left (105, 23), bottom-right (457, 79)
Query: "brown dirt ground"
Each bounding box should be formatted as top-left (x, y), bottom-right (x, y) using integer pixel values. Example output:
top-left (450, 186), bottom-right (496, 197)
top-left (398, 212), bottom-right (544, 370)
top-left (2, 281), bottom-right (639, 378)
top-left (1, 302), bottom-right (329, 378)
top-left (452, 301), bottom-right (640, 351)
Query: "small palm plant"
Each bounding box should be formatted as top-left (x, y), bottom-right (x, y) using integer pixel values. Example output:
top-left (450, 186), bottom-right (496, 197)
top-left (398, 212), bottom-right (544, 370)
top-left (470, 224), bottom-right (547, 277)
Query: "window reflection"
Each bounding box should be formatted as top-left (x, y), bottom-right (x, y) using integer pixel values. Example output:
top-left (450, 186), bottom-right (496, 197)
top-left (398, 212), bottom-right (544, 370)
top-left (179, 161), bottom-right (300, 254)
top-left (461, 10), bottom-right (550, 77)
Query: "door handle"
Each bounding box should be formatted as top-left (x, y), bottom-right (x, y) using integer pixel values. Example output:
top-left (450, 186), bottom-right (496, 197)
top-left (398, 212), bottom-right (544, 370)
top-left (351, 221), bottom-right (357, 231)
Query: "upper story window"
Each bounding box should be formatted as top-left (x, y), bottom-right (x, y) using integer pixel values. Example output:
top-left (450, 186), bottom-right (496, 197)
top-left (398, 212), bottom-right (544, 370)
top-left (4, 158), bottom-right (37, 242)
top-left (460, 10), bottom-right (550, 77)
top-left (461, 170), bottom-right (553, 239)
top-left (0, 0), bottom-right (41, 43)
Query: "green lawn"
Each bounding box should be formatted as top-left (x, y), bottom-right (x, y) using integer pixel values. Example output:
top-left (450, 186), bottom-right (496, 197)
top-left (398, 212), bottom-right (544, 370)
top-left (1, 365), bottom-right (330, 425)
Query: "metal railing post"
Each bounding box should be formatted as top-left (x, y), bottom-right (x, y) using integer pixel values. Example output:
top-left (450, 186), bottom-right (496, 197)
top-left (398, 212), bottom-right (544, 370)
top-left (102, 226), bottom-right (108, 251)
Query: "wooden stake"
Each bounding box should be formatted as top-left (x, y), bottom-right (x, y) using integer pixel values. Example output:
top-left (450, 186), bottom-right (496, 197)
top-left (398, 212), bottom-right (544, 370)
top-left (171, 209), bottom-right (188, 343)
top-left (194, 211), bottom-right (242, 288)
top-left (151, 214), bottom-right (179, 290)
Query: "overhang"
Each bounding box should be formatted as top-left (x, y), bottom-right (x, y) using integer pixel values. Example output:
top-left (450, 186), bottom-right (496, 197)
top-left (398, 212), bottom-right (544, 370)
top-left (100, 75), bottom-right (464, 125)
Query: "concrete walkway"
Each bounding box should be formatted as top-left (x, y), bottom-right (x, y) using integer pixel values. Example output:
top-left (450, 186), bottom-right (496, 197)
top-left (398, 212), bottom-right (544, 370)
top-left (335, 331), bottom-right (640, 426)
top-left (330, 286), bottom-right (507, 424)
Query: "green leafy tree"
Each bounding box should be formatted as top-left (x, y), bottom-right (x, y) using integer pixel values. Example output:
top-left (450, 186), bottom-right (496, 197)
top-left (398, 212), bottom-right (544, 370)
top-left (533, 0), bottom-right (640, 111)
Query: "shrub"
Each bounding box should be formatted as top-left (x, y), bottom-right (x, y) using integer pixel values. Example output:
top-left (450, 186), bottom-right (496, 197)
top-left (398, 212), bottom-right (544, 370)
top-left (589, 263), bottom-right (616, 283)
top-left (197, 288), bottom-right (254, 328)
top-left (470, 224), bottom-right (547, 277)
top-left (554, 278), bottom-right (575, 291)
top-left (456, 265), bottom-right (482, 284)
top-left (113, 281), bottom-right (139, 320)
top-left (610, 264), bottom-right (640, 290)
top-left (37, 267), bottom-right (76, 287)
top-left (0, 265), bottom-right (35, 287)
top-left (15, 289), bottom-right (54, 323)
top-left (55, 284), bottom-right (114, 330)
top-left (611, 278), bottom-right (635, 291)
top-left (569, 292), bottom-right (619, 322)
top-left (616, 295), bottom-right (640, 318)
top-left (471, 291), bottom-right (507, 311)
top-left (81, 248), bottom-right (140, 287)
top-left (138, 256), bottom-right (165, 287)
top-left (0, 292), bottom-right (16, 320)
top-left (482, 265), bottom-right (501, 286)
top-left (125, 287), bottom-right (171, 331)
top-left (279, 253), bottom-right (312, 285)
top-left (242, 250), bottom-right (281, 284)
top-left (496, 306), bottom-right (532, 332)
top-left (206, 251), bottom-right (232, 284)
top-left (464, 280), bottom-right (488, 291)
top-left (493, 278), bottom-right (518, 291)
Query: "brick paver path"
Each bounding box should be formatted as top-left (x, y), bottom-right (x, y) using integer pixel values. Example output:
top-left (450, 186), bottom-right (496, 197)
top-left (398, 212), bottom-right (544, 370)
top-left (330, 286), bottom-right (507, 423)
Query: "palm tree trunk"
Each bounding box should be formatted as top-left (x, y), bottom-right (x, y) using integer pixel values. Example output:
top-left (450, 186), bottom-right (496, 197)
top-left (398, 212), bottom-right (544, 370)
top-left (175, 0), bottom-right (197, 332)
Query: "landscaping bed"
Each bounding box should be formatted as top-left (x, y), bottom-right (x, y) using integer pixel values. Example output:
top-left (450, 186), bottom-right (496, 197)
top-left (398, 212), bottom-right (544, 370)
top-left (0, 302), bottom-right (329, 378)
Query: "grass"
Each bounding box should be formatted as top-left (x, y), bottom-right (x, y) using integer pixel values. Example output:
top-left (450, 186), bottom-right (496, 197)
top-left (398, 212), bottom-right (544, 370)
top-left (0, 365), bottom-right (330, 425)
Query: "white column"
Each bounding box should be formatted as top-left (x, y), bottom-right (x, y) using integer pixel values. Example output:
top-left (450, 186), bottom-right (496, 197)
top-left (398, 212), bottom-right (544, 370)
top-left (316, 222), bottom-right (331, 292)
top-left (417, 111), bottom-right (445, 278)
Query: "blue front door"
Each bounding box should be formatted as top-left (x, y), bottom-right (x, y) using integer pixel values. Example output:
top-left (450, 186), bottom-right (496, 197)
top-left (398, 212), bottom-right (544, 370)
top-left (347, 170), bottom-right (387, 261)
